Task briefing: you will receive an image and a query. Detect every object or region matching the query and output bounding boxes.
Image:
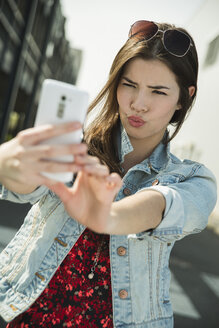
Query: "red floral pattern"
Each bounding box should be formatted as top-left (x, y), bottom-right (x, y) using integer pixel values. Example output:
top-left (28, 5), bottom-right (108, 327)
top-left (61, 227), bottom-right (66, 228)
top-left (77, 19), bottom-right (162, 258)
top-left (7, 229), bottom-right (113, 327)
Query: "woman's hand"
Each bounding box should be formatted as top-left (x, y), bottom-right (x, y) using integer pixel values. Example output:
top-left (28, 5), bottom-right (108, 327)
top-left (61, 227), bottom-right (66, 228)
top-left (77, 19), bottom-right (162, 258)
top-left (46, 167), bottom-right (122, 234)
top-left (0, 122), bottom-right (91, 194)
top-left (44, 153), bottom-right (164, 236)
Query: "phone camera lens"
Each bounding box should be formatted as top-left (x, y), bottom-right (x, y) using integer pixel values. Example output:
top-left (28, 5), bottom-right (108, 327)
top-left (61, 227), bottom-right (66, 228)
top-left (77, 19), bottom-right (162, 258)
top-left (61, 95), bottom-right (66, 101)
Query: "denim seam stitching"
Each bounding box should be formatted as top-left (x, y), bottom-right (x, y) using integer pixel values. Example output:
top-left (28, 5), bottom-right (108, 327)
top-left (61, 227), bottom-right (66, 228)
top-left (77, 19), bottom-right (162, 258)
top-left (8, 197), bottom-right (61, 282)
top-left (156, 243), bottom-right (163, 317)
top-left (148, 241), bottom-right (155, 320)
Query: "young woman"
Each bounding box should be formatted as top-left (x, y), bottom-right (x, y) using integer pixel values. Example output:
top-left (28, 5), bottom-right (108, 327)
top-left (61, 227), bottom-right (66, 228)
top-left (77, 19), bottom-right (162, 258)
top-left (0, 20), bottom-right (217, 328)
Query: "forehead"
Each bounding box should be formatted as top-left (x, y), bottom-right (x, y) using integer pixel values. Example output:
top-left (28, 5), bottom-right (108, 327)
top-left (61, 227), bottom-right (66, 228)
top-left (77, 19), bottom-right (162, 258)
top-left (123, 57), bottom-right (178, 85)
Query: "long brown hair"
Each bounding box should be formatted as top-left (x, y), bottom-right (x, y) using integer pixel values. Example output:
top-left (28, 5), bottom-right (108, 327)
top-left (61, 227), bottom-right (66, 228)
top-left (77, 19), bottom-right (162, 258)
top-left (84, 23), bottom-right (199, 174)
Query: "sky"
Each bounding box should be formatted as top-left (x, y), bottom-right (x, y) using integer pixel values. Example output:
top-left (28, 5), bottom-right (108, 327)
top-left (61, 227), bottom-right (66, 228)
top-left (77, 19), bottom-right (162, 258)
top-left (61, 0), bottom-right (205, 100)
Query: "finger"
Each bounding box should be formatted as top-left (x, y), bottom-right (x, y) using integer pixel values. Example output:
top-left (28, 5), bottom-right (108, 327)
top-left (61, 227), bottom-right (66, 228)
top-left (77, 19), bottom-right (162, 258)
top-left (17, 122), bottom-right (82, 146)
top-left (45, 181), bottom-right (73, 203)
top-left (82, 163), bottom-right (110, 176)
top-left (74, 154), bottom-right (99, 165)
top-left (24, 143), bottom-right (87, 160)
top-left (37, 160), bottom-right (83, 173)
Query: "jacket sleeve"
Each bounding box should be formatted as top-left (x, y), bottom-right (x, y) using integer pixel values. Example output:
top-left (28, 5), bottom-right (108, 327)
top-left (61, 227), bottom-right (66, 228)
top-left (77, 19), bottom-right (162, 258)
top-left (137, 164), bottom-right (217, 242)
top-left (0, 184), bottom-right (49, 205)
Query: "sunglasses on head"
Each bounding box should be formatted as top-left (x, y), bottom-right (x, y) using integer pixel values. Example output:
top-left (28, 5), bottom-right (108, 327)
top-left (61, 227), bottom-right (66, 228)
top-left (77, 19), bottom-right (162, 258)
top-left (128, 20), bottom-right (193, 57)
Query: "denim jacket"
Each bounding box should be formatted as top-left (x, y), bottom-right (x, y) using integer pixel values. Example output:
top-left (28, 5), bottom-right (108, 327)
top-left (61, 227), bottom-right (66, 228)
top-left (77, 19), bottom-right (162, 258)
top-left (0, 128), bottom-right (217, 327)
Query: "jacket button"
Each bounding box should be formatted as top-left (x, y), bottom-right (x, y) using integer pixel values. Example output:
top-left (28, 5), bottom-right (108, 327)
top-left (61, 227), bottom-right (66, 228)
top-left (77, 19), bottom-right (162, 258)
top-left (9, 304), bottom-right (18, 312)
top-left (152, 179), bottom-right (159, 186)
top-left (54, 237), bottom-right (67, 247)
top-left (119, 289), bottom-right (128, 299)
top-left (123, 188), bottom-right (131, 196)
top-left (117, 246), bottom-right (126, 256)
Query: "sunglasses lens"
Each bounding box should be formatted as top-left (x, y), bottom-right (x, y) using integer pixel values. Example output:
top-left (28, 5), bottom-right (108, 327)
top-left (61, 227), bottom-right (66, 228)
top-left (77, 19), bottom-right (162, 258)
top-left (129, 21), bottom-right (158, 40)
top-left (164, 30), bottom-right (191, 56)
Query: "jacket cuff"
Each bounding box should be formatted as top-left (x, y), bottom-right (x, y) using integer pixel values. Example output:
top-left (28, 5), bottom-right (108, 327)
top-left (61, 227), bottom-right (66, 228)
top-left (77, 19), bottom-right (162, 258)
top-left (0, 184), bottom-right (48, 204)
top-left (136, 186), bottom-right (186, 242)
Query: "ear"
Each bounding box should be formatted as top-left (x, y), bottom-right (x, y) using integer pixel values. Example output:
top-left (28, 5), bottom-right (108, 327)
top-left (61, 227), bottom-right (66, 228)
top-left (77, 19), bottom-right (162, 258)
top-left (188, 86), bottom-right (195, 98)
top-left (176, 86), bottom-right (196, 111)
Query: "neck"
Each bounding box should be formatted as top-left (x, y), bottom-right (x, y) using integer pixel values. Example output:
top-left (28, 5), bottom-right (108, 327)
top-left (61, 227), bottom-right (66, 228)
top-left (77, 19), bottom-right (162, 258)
top-left (122, 133), bottom-right (164, 173)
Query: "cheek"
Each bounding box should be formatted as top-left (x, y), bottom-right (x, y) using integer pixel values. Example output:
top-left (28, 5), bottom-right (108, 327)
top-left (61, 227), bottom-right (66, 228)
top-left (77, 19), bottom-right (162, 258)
top-left (116, 88), bottom-right (122, 107)
top-left (151, 100), bottom-right (178, 123)
top-left (117, 88), bottom-right (128, 112)
top-left (158, 98), bottom-right (179, 114)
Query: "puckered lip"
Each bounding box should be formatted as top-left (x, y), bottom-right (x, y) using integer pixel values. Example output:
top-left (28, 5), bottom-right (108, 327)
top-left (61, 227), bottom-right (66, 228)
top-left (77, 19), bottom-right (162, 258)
top-left (128, 115), bottom-right (146, 123)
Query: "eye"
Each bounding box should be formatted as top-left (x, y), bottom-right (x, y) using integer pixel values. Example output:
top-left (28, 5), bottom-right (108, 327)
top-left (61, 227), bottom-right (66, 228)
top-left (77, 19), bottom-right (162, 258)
top-left (122, 83), bottom-right (136, 88)
top-left (152, 90), bottom-right (167, 96)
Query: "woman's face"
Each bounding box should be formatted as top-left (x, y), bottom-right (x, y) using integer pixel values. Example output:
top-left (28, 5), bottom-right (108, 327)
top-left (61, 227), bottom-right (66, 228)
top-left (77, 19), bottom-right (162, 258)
top-left (117, 57), bottom-right (181, 147)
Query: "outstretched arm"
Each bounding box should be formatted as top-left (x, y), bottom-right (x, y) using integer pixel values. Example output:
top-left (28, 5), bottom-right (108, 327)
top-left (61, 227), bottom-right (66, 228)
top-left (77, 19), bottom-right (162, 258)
top-left (108, 189), bottom-right (165, 234)
top-left (48, 172), bottom-right (165, 235)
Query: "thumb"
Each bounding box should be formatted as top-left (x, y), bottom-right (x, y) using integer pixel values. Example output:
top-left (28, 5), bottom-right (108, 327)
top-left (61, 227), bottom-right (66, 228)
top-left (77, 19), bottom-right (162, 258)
top-left (106, 173), bottom-right (122, 192)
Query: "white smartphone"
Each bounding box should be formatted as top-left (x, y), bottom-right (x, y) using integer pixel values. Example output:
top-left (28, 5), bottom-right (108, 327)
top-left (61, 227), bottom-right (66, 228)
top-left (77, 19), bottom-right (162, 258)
top-left (34, 79), bottom-right (89, 182)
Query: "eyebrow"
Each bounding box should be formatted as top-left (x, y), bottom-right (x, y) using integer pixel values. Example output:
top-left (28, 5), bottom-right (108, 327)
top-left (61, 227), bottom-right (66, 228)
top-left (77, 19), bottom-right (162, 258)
top-left (147, 85), bottom-right (170, 90)
top-left (122, 77), bottom-right (138, 85)
top-left (122, 77), bottom-right (170, 90)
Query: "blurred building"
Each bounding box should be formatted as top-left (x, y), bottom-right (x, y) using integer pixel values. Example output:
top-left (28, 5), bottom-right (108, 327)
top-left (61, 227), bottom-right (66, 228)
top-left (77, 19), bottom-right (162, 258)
top-left (0, 0), bottom-right (82, 143)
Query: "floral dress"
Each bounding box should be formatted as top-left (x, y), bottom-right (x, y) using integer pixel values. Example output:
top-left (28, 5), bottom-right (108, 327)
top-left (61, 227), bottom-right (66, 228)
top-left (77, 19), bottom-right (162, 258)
top-left (7, 229), bottom-right (113, 328)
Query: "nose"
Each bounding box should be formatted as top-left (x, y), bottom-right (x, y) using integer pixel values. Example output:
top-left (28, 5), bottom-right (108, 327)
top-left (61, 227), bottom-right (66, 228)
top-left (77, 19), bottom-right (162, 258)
top-left (130, 91), bottom-right (148, 113)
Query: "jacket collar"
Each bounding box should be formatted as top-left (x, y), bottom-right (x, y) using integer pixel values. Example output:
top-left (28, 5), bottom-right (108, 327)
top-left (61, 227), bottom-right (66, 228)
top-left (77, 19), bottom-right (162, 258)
top-left (118, 123), bottom-right (170, 174)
